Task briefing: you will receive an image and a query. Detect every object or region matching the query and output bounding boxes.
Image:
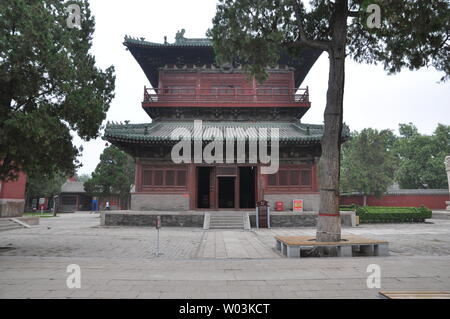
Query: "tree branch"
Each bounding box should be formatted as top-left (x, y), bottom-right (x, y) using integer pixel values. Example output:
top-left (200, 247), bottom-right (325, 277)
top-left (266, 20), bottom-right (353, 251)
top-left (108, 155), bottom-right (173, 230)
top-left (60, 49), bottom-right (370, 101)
top-left (292, 0), bottom-right (330, 51)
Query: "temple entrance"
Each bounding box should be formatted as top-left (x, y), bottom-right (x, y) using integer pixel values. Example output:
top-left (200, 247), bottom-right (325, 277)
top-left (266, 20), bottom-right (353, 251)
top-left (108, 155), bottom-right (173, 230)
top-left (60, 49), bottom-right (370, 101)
top-left (239, 167), bottom-right (256, 208)
top-left (196, 165), bottom-right (257, 209)
top-left (197, 167), bottom-right (211, 208)
top-left (218, 177), bottom-right (235, 208)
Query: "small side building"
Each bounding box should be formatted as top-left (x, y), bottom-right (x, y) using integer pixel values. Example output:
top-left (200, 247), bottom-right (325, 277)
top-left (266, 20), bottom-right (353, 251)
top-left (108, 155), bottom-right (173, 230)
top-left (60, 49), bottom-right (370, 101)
top-left (58, 181), bottom-right (92, 213)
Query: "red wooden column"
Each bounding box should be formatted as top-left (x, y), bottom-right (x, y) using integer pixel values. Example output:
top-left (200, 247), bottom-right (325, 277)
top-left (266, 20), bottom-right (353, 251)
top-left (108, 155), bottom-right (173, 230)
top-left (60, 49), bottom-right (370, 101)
top-left (135, 158), bottom-right (142, 193)
top-left (188, 163), bottom-right (196, 210)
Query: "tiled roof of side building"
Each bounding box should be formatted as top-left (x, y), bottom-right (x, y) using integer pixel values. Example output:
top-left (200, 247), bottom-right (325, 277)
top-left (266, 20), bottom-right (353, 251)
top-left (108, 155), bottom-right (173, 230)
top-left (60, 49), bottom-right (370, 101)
top-left (104, 121), bottom-right (344, 144)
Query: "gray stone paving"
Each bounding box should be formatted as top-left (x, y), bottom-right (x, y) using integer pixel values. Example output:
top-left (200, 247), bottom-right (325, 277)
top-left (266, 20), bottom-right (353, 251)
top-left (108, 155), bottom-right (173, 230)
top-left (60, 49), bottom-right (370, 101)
top-left (1, 212), bottom-right (450, 299)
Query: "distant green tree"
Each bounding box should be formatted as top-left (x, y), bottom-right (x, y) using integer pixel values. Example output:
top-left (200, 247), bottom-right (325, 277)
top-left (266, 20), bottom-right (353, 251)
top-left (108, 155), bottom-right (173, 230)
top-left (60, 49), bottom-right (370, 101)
top-left (76, 174), bottom-right (91, 183)
top-left (84, 146), bottom-right (134, 204)
top-left (341, 128), bottom-right (397, 205)
top-left (394, 123), bottom-right (450, 189)
top-left (0, 0), bottom-right (115, 181)
top-left (26, 171), bottom-right (66, 199)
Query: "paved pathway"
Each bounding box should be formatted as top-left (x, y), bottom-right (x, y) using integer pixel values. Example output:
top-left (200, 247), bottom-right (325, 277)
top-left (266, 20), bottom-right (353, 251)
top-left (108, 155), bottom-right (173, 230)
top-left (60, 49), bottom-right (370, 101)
top-left (1, 213), bottom-right (450, 298)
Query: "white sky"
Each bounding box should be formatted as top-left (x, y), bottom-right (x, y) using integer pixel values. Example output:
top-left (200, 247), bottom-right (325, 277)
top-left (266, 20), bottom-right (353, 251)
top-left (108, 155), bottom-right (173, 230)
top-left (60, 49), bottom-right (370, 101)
top-left (74, 0), bottom-right (450, 175)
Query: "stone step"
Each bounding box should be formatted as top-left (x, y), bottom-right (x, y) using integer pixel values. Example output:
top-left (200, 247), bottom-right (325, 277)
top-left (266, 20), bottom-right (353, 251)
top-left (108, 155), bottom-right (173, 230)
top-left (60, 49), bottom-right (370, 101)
top-left (0, 219), bottom-right (27, 231)
top-left (0, 224), bottom-right (23, 231)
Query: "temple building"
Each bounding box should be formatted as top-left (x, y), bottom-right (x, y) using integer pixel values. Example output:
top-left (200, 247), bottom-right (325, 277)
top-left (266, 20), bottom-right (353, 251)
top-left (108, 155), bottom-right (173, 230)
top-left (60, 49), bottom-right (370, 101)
top-left (105, 30), bottom-right (334, 212)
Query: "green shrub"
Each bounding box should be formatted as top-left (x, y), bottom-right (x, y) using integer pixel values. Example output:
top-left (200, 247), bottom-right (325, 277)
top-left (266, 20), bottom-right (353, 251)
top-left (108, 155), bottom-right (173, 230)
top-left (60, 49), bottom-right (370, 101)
top-left (339, 204), bottom-right (358, 211)
top-left (355, 205), bottom-right (432, 223)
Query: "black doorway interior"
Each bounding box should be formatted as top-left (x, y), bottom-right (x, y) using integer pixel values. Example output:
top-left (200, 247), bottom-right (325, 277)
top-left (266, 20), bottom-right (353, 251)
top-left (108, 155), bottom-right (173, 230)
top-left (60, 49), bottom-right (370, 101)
top-left (197, 167), bottom-right (211, 208)
top-left (239, 167), bottom-right (256, 208)
top-left (218, 177), bottom-right (235, 208)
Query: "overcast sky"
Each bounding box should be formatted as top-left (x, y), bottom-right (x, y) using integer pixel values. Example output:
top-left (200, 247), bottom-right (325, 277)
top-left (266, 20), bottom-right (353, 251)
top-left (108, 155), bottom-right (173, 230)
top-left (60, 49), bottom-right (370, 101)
top-left (74, 0), bottom-right (450, 176)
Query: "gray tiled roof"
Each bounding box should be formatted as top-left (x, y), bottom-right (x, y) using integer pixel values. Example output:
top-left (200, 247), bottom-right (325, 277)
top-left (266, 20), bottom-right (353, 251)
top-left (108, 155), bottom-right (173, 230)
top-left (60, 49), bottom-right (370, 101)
top-left (104, 121), bottom-right (329, 144)
top-left (60, 181), bottom-right (85, 193)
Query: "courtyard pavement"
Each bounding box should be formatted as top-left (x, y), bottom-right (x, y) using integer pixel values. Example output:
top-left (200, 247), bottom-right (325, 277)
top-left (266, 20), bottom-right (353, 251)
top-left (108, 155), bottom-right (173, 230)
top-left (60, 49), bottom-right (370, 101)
top-left (1, 212), bottom-right (450, 298)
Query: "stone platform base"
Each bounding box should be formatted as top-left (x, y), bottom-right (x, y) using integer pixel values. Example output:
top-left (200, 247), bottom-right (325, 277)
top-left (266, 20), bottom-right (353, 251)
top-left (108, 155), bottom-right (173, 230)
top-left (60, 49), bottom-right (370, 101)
top-left (432, 211), bottom-right (450, 220)
top-left (102, 210), bottom-right (356, 228)
top-left (102, 211), bottom-right (204, 227)
top-left (0, 199), bottom-right (25, 218)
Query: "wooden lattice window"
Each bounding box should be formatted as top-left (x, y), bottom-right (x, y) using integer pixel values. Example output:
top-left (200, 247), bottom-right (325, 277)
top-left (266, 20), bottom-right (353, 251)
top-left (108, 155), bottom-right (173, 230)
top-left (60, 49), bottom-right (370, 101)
top-left (267, 168), bottom-right (312, 187)
top-left (290, 170), bottom-right (300, 186)
top-left (154, 171), bottom-right (164, 186)
top-left (142, 170), bottom-right (152, 186)
top-left (301, 170), bottom-right (312, 186)
top-left (141, 167), bottom-right (187, 188)
top-left (177, 171), bottom-right (187, 186)
top-left (166, 170), bottom-right (175, 186)
top-left (279, 170), bottom-right (288, 185)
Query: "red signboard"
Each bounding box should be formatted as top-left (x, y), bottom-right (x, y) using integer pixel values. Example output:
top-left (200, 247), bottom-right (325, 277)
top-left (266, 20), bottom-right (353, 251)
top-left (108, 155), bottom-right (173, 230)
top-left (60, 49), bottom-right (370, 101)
top-left (293, 199), bottom-right (304, 213)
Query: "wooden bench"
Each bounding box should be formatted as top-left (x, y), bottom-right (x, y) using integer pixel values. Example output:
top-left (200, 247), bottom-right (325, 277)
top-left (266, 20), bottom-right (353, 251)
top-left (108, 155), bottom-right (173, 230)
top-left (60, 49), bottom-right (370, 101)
top-left (379, 291), bottom-right (450, 299)
top-left (275, 235), bottom-right (389, 258)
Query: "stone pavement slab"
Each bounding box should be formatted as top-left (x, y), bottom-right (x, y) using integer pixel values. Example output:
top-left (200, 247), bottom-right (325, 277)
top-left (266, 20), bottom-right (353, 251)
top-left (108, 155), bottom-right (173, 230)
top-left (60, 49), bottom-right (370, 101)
top-left (1, 213), bottom-right (450, 299)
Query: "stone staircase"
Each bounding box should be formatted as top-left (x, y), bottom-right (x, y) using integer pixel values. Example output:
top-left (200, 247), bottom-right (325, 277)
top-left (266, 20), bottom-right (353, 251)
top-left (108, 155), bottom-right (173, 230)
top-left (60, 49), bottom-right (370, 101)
top-left (205, 212), bottom-right (250, 230)
top-left (0, 219), bottom-right (28, 232)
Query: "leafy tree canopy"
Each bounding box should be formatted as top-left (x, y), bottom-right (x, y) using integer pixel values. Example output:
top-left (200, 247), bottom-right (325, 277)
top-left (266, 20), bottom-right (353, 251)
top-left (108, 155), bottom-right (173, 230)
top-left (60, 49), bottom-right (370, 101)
top-left (341, 128), bottom-right (397, 197)
top-left (394, 123), bottom-right (450, 189)
top-left (0, 0), bottom-right (115, 181)
top-left (208, 0), bottom-right (450, 83)
top-left (84, 145), bottom-right (134, 197)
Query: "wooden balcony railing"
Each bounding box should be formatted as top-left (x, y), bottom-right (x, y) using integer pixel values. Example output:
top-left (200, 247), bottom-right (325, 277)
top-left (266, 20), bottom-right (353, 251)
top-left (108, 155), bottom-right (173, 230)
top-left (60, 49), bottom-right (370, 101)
top-left (143, 87), bottom-right (309, 105)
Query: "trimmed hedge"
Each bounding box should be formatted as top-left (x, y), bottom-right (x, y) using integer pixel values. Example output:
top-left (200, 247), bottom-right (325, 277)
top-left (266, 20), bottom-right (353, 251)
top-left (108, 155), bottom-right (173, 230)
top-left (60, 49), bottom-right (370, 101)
top-left (355, 206), bottom-right (432, 223)
top-left (339, 204), bottom-right (358, 211)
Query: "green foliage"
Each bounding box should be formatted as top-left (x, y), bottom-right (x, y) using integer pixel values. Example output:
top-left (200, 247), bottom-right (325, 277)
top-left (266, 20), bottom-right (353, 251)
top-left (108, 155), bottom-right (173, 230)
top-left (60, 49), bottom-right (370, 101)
top-left (339, 204), bottom-right (358, 211)
top-left (84, 146), bottom-right (134, 197)
top-left (341, 128), bottom-right (397, 197)
top-left (26, 170), bottom-right (66, 198)
top-left (356, 205), bottom-right (432, 223)
top-left (208, 0), bottom-right (450, 82)
top-left (0, 0), bottom-right (115, 181)
top-left (76, 174), bottom-right (91, 183)
top-left (394, 123), bottom-right (450, 189)
top-left (348, 0), bottom-right (450, 82)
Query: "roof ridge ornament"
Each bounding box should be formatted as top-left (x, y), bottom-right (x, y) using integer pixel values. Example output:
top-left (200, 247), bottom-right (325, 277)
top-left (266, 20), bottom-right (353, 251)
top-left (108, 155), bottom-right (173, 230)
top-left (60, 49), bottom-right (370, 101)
top-left (175, 29), bottom-right (186, 44)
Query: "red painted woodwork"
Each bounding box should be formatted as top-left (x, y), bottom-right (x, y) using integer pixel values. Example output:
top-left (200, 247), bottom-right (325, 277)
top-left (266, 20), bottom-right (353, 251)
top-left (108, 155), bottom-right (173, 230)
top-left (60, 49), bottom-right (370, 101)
top-left (143, 71), bottom-right (309, 108)
top-left (264, 163), bottom-right (318, 193)
top-left (340, 194), bottom-right (450, 210)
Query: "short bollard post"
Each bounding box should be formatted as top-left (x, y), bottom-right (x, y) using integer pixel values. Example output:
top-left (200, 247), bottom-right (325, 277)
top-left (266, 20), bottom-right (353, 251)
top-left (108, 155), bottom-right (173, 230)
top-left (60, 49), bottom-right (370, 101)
top-left (155, 215), bottom-right (162, 257)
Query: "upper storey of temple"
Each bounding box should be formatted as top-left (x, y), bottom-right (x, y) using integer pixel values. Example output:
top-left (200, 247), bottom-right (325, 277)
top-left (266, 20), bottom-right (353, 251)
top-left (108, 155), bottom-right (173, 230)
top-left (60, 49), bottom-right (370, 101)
top-left (123, 30), bottom-right (322, 122)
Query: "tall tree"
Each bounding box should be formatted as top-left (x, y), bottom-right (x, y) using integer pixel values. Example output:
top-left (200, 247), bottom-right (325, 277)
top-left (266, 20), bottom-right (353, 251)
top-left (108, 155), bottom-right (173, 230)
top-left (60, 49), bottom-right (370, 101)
top-left (394, 123), bottom-right (450, 189)
top-left (84, 146), bottom-right (135, 204)
top-left (341, 128), bottom-right (397, 205)
top-left (208, 0), bottom-right (450, 241)
top-left (0, 0), bottom-right (115, 181)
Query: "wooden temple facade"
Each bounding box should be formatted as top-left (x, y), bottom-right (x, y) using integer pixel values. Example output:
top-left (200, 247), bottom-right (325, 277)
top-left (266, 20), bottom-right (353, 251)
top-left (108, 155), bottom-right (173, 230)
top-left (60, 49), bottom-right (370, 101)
top-left (105, 31), bottom-right (333, 211)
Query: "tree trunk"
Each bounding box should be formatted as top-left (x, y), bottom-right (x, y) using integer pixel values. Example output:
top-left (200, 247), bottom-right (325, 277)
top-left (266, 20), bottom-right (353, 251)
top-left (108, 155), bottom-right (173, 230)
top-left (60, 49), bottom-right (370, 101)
top-left (316, 0), bottom-right (348, 242)
top-left (363, 194), bottom-right (367, 206)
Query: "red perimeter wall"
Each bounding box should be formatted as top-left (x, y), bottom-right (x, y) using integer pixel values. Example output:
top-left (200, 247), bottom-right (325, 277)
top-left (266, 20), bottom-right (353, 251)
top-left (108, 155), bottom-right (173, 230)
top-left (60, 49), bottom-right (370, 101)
top-left (0, 172), bottom-right (27, 200)
top-left (340, 194), bottom-right (450, 210)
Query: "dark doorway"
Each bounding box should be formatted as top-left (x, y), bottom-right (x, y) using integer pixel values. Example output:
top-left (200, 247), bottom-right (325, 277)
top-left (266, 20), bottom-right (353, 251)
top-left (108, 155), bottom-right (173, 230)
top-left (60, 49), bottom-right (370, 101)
top-left (197, 167), bottom-right (211, 208)
top-left (239, 167), bottom-right (256, 208)
top-left (218, 177), bottom-right (235, 208)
